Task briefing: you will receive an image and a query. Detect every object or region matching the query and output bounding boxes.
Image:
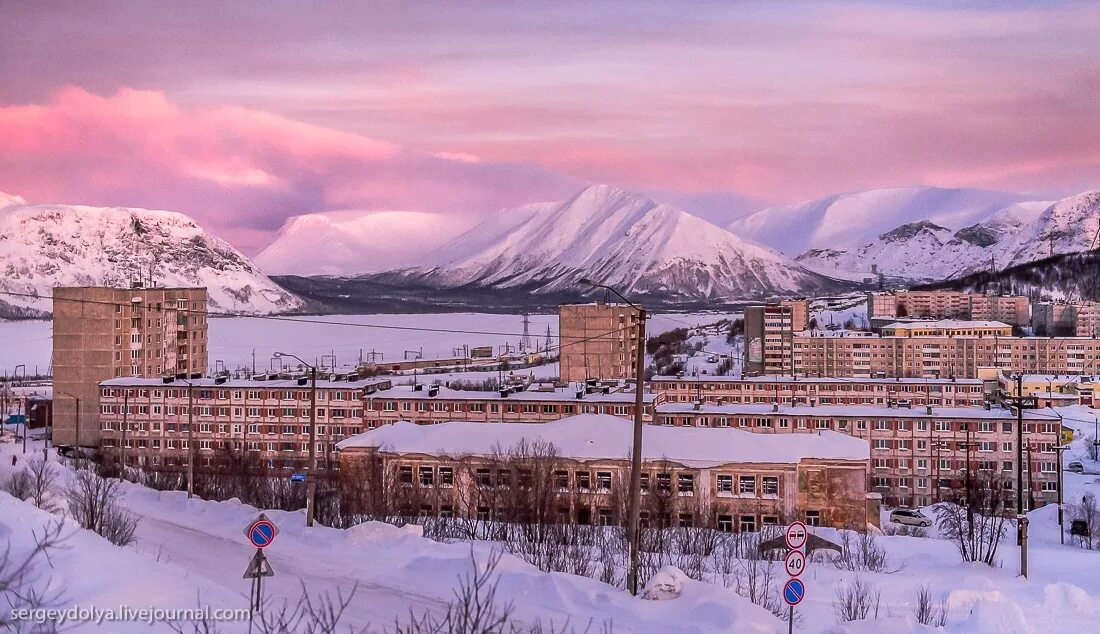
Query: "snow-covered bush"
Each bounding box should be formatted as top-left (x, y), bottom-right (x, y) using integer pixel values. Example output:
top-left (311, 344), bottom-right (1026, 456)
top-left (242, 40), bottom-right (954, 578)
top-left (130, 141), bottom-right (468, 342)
top-left (64, 465), bottom-right (140, 547)
top-left (832, 577), bottom-right (881, 622)
top-left (913, 583), bottom-right (948, 627)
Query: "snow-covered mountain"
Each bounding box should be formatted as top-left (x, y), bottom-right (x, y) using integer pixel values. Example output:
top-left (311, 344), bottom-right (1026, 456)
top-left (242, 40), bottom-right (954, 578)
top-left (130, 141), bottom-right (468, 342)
top-left (0, 202), bottom-right (302, 316)
top-left (730, 186), bottom-right (1029, 255)
top-left (254, 210), bottom-right (469, 276)
top-left (796, 191), bottom-right (1100, 282)
top-left (406, 185), bottom-right (844, 299)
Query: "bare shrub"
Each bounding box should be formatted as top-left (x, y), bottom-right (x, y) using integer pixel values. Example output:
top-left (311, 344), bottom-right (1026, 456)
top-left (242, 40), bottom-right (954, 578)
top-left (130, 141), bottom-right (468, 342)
top-left (24, 457), bottom-right (61, 512)
top-left (913, 583), bottom-right (948, 627)
top-left (0, 518), bottom-right (67, 632)
top-left (170, 582), bottom-right (363, 634)
top-left (832, 577), bottom-right (882, 622)
top-left (65, 465), bottom-right (140, 546)
top-left (730, 548), bottom-right (785, 620)
top-left (3, 470), bottom-right (32, 501)
top-left (834, 531), bottom-right (895, 573)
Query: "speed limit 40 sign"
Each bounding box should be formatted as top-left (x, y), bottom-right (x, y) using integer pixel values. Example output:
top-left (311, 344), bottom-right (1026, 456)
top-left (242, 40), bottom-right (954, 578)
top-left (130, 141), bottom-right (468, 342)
top-left (784, 549), bottom-right (806, 577)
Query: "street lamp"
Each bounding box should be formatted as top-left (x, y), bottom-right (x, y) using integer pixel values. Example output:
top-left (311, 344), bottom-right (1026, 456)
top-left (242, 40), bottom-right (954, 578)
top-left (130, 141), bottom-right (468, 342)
top-left (1054, 444), bottom-right (1071, 545)
top-left (274, 352), bottom-right (318, 527)
top-left (578, 278), bottom-right (647, 595)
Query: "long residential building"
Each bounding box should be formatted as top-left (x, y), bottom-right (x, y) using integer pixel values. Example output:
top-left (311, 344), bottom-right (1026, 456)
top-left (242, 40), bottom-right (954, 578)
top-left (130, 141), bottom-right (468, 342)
top-left (759, 332), bottom-right (1100, 379)
top-left (362, 383), bottom-right (660, 428)
top-left (868, 291), bottom-right (1030, 326)
top-left (96, 375), bottom-right (392, 470)
top-left (654, 402), bottom-right (1063, 509)
top-left (336, 414), bottom-right (873, 531)
top-left (53, 285), bottom-right (209, 448)
top-left (651, 375), bottom-right (987, 408)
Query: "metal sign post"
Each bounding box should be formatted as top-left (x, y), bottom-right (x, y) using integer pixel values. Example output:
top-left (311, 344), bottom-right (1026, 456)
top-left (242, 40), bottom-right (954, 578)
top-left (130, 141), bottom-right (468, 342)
top-left (783, 522), bottom-right (808, 634)
top-left (242, 514), bottom-right (279, 626)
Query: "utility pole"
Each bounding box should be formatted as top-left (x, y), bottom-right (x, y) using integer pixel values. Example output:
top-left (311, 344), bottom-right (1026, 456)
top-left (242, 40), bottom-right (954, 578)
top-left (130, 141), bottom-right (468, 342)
top-left (186, 380), bottom-right (195, 498)
top-left (579, 279), bottom-right (646, 595)
top-left (1055, 444), bottom-right (1071, 545)
top-left (962, 423), bottom-right (974, 542)
top-left (274, 352), bottom-right (318, 527)
top-left (121, 389), bottom-right (130, 474)
top-left (1002, 374), bottom-right (1037, 578)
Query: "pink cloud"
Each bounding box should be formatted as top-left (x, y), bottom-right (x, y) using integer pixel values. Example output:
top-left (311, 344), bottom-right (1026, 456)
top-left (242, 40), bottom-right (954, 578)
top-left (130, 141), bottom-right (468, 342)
top-left (0, 87), bottom-right (576, 252)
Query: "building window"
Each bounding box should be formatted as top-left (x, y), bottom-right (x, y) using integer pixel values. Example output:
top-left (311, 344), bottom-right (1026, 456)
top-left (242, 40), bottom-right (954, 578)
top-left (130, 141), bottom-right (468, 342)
top-left (739, 515), bottom-right (757, 533)
top-left (418, 466), bottom-right (434, 487)
top-left (716, 474), bottom-right (733, 493)
top-left (596, 471), bottom-right (612, 492)
top-left (678, 513), bottom-right (694, 528)
top-left (739, 476), bottom-right (756, 495)
top-left (805, 510), bottom-right (821, 527)
top-left (656, 473), bottom-right (672, 493)
top-left (762, 476), bottom-right (779, 496)
top-left (475, 468), bottom-right (491, 487)
top-left (677, 473), bottom-right (694, 495)
top-left (575, 471), bottom-right (591, 491)
top-left (398, 466), bottom-right (413, 485)
top-left (439, 467), bottom-right (454, 487)
top-left (553, 470), bottom-right (569, 491)
top-left (717, 514), bottom-right (734, 532)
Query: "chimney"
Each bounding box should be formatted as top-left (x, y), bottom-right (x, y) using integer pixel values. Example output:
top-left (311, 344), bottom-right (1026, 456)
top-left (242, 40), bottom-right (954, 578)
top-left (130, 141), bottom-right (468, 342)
top-left (428, 385), bottom-right (439, 397)
top-left (772, 402), bottom-right (779, 413)
top-left (693, 400), bottom-right (701, 411)
top-left (926, 405), bottom-right (933, 415)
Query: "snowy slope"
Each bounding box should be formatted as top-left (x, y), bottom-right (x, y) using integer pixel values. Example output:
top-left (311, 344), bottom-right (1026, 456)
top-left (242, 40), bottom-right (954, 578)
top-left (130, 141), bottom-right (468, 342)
top-left (795, 197), bottom-right (1068, 281)
top-left (254, 209), bottom-right (470, 276)
top-left (731, 186), bottom-right (1029, 255)
top-left (0, 203), bottom-right (302, 315)
top-left (413, 184), bottom-right (841, 299)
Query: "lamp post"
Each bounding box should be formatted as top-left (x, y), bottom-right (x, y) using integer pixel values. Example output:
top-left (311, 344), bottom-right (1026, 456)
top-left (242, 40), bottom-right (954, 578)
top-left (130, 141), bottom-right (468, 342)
top-left (171, 377), bottom-right (197, 498)
top-left (578, 278), bottom-right (647, 595)
top-left (274, 352), bottom-right (318, 527)
top-left (1055, 444), bottom-right (1071, 545)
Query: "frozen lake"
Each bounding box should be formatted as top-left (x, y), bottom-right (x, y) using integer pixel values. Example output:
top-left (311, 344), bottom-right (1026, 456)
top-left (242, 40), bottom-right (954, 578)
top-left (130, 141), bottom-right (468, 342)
top-left (0, 311), bottom-right (736, 376)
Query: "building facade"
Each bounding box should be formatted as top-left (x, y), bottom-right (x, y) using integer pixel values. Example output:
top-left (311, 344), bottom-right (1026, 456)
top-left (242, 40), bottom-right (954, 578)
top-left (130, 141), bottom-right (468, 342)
top-left (744, 301), bottom-right (808, 376)
top-left (868, 291), bottom-right (1029, 326)
top-left (878, 320), bottom-right (1014, 338)
top-left (96, 375), bottom-right (391, 470)
top-left (336, 415), bottom-right (872, 531)
top-left (1033, 301), bottom-right (1100, 337)
top-left (559, 303), bottom-right (643, 382)
top-left (53, 285), bottom-right (209, 447)
top-left (363, 383), bottom-right (660, 428)
top-left (654, 402), bottom-right (1062, 509)
top-left (651, 376), bottom-right (987, 408)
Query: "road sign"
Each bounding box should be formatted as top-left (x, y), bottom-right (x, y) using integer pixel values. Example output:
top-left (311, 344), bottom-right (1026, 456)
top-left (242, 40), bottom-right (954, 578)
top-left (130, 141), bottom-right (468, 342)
top-left (291, 473), bottom-right (306, 483)
top-left (785, 521), bottom-right (808, 550)
top-left (244, 513), bottom-right (279, 549)
top-left (783, 578), bottom-right (805, 606)
top-left (243, 549), bottom-right (275, 579)
top-left (784, 549), bottom-right (806, 577)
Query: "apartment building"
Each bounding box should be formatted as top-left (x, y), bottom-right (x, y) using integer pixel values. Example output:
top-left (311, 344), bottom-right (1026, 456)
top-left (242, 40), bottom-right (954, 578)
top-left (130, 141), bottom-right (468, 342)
top-left (1033, 301), bottom-right (1100, 337)
top-left (787, 333), bottom-right (1100, 378)
top-left (651, 376), bottom-right (986, 408)
top-left (336, 414), bottom-right (872, 531)
top-left (868, 291), bottom-right (1029, 326)
top-left (363, 383), bottom-right (661, 428)
top-left (53, 285), bottom-right (209, 448)
top-left (879, 320), bottom-right (1013, 337)
top-left (744, 300), bottom-right (809, 376)
top-left (654, 402), bottom-right (1063, 508)
top-left (559, 303), bottom-right (643, 382)
top-left (994, 372), bottom-right (1094, 408)
top-left (96, 375), bottom-right (392, 470)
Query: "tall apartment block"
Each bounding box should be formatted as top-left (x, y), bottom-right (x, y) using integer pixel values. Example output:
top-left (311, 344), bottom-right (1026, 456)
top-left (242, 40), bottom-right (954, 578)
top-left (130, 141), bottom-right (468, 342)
top-left (1033, 301), bottom-right (1100, 337)
top-left (558, 302), bottom-right (643, 382)
top-left (744, 300), bottom-right (809, 376)
top-left (52, 285), bottom-right (209, 447)
top-left (868, 291), bottom-right (1029, 327)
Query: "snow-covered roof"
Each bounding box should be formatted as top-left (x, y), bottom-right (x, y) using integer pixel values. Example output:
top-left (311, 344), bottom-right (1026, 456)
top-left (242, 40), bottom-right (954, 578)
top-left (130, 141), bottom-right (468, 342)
top-left (101, 376), bottom-right (392, 391)
top-left (367, 384), bottom-right (658, 404)
top-left (336, 414), bottom-right (869, 466)
top-left (651, 375), bottom-right (984, 386)
top-left (657, 402), bottom-right (1063, 421)
top-left (881, 320), bottom-right (1011, 330)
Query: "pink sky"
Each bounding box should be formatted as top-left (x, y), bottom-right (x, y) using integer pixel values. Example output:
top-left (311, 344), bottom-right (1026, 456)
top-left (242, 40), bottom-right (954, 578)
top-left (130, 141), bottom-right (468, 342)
top-left (1, 2), bottom-right (1098, 252)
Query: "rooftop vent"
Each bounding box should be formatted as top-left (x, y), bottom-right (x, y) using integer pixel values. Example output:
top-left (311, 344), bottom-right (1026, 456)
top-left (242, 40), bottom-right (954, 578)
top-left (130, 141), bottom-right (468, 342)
top-left (428, 385), bottom-right (439, 397)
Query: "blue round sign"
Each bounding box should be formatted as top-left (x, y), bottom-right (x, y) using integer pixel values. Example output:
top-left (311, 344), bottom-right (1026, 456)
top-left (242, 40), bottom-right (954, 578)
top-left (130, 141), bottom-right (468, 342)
top-left (249, 520), bottom-right (276, 548)
top-left (783, 578), bottom-right (805, 606)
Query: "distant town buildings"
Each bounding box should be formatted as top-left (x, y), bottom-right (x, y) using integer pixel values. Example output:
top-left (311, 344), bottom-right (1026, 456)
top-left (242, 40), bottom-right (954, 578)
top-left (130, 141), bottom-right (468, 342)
top-left (558, 302), bottom-right (643, 383)
top-left (743, 299), bottom-right (809, 375)
top-left (868, 291), bottom-right (1029, 327)
top-left (52, 285), bottom-right (208, 447)
top-left (1032, 301), bottom-right (1100, 337)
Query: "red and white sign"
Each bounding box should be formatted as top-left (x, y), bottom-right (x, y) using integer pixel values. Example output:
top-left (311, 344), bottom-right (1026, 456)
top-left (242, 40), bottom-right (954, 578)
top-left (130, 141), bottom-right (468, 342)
top-left (785, 521), bottom-right (808, 550)
top-left (784, 549), bottom-right (806, 577)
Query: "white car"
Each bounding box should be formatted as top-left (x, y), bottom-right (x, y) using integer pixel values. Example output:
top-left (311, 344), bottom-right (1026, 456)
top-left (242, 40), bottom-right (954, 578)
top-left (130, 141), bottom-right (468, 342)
top-left (889, 508), bottom-right (933, 528)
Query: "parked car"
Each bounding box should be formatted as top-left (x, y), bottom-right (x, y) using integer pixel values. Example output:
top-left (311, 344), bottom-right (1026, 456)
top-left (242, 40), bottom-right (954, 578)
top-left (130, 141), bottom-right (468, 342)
top-left (1067, 461), bottom-right (1085, 473)
top-left (889, 508), bottom-right (933, 528)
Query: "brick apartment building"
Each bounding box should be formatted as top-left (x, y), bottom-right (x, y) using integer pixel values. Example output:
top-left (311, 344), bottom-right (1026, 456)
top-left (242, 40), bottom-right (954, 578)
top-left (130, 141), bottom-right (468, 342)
top-left (336, 414), bottom-right (872, 531)
top-left (363, 383), bottom-right (660, 428)
top-left (766, 331), bottom-right (1100, 379)
top-left (558, 302), bottom-right (643, 383)
top-left (744, 299), bottom-right (810, 376)
top-left (96, 375), bottom-right (392, 470)
top-left (879, 320), bottom-right (1013, 337)
top-left (651, 376), bottom-right (987, 408)
top-left (1033, 301), bottom-right (1100, 337)
top-left (53, 285), bottom-right (209, 448)
top-left (868, 291), bottom-right (1029, 326)
top-left (653, 402), bottom-right (1063, 508)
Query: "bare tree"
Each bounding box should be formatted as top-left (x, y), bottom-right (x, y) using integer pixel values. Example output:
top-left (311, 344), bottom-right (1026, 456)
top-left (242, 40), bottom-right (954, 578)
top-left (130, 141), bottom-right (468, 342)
top-left (935, 471), bottom-right (1012, 566)
top-left (833, 531), bottom-right (894, 573)
top-left (24, 457), bottom-right (61, 512)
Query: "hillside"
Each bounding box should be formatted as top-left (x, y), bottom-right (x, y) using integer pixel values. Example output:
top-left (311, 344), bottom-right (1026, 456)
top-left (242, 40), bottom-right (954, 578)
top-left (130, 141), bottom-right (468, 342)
top-left (0, 202), bottom-right (302, 316)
